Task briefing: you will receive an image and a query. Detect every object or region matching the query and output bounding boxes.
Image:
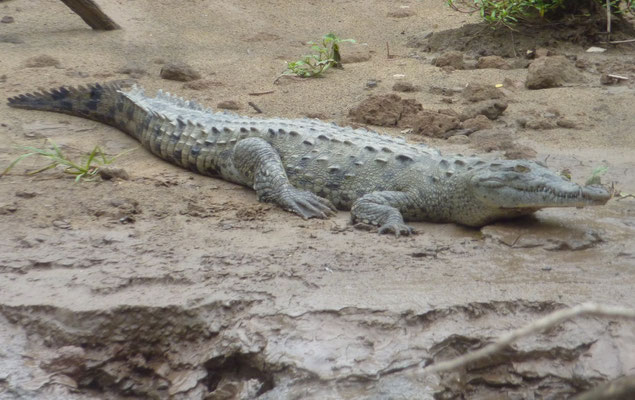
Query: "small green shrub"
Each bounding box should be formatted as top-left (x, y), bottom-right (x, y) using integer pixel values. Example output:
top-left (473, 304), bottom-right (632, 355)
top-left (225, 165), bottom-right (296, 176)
top-left (447, 0), bottom-right (634, 27)
top-left (2, 140), bottom-right (134, 182)
top-left (280, 33), bottom-right (355, 79)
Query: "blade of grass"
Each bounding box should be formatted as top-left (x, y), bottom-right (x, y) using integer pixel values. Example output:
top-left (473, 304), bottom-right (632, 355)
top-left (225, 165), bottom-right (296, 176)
top-left (1, 152), bottom-right (39, 176)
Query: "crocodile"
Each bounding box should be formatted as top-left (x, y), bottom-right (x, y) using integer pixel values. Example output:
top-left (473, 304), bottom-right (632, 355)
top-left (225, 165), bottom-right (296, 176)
top-left (7, 82), bottom-right (611, 236)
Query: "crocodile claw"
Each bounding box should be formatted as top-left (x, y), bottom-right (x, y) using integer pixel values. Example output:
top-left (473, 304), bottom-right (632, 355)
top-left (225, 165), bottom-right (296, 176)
top-left (378, 222), bottom-right (416, 237)
top-left (280, 188), bottom-right (336, 219)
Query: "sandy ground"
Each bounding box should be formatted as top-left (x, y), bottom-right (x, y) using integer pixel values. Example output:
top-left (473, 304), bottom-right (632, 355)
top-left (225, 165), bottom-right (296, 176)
top-left (0, 0), bottom-right (634, 399)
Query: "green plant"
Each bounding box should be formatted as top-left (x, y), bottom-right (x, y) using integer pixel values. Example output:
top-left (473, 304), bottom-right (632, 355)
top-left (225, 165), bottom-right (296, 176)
top-left (585, 165), bottom-right (608, 186)
top-left (281, 33), bottom-right (355, 79)
top-left (447, 0), bottom-right (634, 27)
top-left (1, 140), bottom-right (134, 182)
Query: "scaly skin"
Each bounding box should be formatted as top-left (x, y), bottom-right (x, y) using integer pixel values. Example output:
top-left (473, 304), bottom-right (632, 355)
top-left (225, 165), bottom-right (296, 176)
top-left (6, 82), bottom-right (611, 236)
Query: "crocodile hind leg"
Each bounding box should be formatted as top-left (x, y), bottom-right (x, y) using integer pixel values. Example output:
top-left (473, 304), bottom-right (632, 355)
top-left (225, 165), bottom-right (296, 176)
top-left (351, 191), bottom-right (417, 236)
top-left (233, 137), bottom-right (336, 219)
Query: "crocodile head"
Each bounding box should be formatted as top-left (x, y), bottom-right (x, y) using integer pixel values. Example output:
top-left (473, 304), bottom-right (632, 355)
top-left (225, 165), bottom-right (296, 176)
top-left (455, 159), bottom-right (611, 226)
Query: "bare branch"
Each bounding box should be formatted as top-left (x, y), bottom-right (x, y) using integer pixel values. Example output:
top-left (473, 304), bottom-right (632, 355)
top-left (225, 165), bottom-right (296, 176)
top-left (423, 303), bottom-right (635, 374)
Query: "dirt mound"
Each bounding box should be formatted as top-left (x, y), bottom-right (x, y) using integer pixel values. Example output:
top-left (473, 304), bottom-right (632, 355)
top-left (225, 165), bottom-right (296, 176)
top-left (413, 17), bottom-right (635, 57)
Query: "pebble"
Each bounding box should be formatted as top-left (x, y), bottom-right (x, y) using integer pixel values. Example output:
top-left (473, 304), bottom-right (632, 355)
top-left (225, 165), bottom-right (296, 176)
top-left (160, 62), bottom-right (201, 82)
top-left (392, 81), bottom-right (418, 92)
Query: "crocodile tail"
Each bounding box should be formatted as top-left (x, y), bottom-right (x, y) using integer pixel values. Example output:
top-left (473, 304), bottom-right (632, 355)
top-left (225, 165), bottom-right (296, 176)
top-left (7, 81), bottom-right (140, 138)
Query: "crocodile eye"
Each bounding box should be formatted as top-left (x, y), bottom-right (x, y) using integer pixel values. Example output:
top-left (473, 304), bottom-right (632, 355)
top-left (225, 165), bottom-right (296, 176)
top-left (514, 165), bottom-right (530, 173)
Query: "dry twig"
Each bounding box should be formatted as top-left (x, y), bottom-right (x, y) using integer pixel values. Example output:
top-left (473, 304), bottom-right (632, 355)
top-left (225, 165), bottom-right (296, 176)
top-left (609, 38), bottom-right (635, 44)
top-left (248, 90), bottom-right (275, 96)
top-left (423, 303), bottom-right (635, 374)
top-left (248, 101), bottom-right (263, 114)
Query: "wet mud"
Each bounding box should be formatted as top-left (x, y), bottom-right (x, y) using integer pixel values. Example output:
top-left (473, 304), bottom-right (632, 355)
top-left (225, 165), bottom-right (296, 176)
top-left (1, 0), bottom-right (634, 398)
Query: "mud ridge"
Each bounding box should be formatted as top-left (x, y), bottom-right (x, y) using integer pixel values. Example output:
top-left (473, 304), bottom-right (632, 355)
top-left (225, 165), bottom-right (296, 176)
top-left (1, 300), bottom-right (632, 399)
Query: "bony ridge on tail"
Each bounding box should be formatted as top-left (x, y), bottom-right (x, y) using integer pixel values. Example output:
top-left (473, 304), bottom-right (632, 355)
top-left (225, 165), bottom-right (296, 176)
top-left (6, 82), bottom-right (612, 236)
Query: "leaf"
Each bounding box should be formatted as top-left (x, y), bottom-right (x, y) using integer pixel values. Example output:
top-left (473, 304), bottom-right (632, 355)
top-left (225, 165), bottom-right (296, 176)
top-left (2, 152), bottom-right (38, 176)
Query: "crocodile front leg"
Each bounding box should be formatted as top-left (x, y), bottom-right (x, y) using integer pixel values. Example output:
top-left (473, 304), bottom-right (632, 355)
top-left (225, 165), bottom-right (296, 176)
top-left (351, 191), bottom-right (417, 236)
top-left (233, 137), bottom-right (336, 219)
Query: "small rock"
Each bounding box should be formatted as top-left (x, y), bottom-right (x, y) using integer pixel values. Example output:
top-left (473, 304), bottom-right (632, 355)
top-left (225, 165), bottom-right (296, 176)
top-left (526, 118), bottom-right (557, 130)
top-left (217, 100), bottom-right (241, 110)
top-left (446, 134), bottom-right (470, 144)
top-left (387, 9), bottom-right (416, 18)
top-left (433, 51), bottom-right (465, 70)
top-left (392, 81), bottom-right (418, 92)
top-left (556, 118), bottom-right (577, 129)
top-left (183, 79), bottom-right (223, 90)
top-left (98, 166), bottom-right (129, 180)
top-left (476, 55), bottom-right (511, 70)
top-left (525, 56), bottom-right (585, 89)
top-left (0, 202), bottom-right (18, 215)
top-left (52, 220), bottom-right (71, 230)
top-left (119, 216), bottom-right (135, 224)
top-left (586, 46), bottom-right (606, 53)
top-left (365, 80), bottom-right (378, 89)
top-left (461, 115), bottom-right (493, 131)
top-left (1, 16), bottom-right (14, 23)
top-left (24, 54), bottom-right (60, 68)
top-left (504, 145), bottom-right (537, 160)
top-left (348, 94), bottom-right (422, 127)
top-left (462, 82), bottom-right (506, 102)
top-left (0, 74), bottom-right (6, 83)
top-left (462, 100), bottom-right (508, 121)
top-left (339, 44), bottom-right (371, 64)
top-left (15, 191), bottom-right (38, 199)
top-left (160, 62), bottom-right (201, 82)
top-left (407, 110), bottom-right (461, 138)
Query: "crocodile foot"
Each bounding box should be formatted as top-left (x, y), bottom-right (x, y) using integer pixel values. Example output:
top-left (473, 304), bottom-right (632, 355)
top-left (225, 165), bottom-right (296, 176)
top-left (278, 187), bottom-right (336, 219)
top-left (378, 219), bottom-right (416, 237)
